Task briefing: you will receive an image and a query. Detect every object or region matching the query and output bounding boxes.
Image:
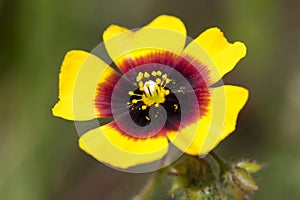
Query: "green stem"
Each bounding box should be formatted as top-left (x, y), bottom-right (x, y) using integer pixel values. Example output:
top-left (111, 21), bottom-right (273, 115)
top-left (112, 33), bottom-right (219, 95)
top-left (209, 151), bottom-right (230, 174)
top-left (133, 168), bottom-right (168, 200)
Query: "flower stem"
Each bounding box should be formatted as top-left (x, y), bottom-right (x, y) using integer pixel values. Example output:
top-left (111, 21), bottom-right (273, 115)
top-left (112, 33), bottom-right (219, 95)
top-left (209, 151), bottom-right (229, 174)
top-left (133, 168), bottom-right (168, 200)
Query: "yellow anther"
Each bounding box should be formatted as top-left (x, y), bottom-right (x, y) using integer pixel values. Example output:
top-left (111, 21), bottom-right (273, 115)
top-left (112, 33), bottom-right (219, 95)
top-left (142, 105), bottom-right (147, 110)
top-left (136, 76), bottom-right (142, 82)
top-left (132, 99), bottom-right (139, 104)
top-left (165, 79), bottom-right (171, 84)
top-left (156, 78), bottom-right (162, 84)
top-left (174, 104), bottom-right (178, 111)
top-left (162, 74), bottom-right (167, 79)
top-left (165, 90), bottom-right (170, 95)
top-left (136, 72), bottom-right (144, 82)
top-left (128, 91), bottom-right (134, 95)
top-left (155, 103), bottom-right (159, 108)
top-left (151, 71), bottom-right (157, 76)
top-left (144, 72), bottom-right (150, 79)
top-left (146, 116), bottom-right (150, 120)
top-left (157, 71), bottom-right (162, 76)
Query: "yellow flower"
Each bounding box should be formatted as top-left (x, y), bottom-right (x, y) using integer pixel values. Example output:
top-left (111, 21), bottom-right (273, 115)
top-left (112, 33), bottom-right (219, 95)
top-left (52, 15), bottom-right (248, 169)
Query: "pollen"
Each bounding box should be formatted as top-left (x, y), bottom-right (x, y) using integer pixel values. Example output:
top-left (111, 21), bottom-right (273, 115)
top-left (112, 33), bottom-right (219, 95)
top-left (139, 81), bottom-right (144, 91)
top-left (142, 105), bottom-right (147, 110)
top-left (144, 72), bottom-right (150, 79)
top-left (174, 104), bottom-right (178, 111)
top-left (132, 99), bottom-right (139, 104)
top-left (136, 72), bottom-right (144, 82)
top-left (151, 71), bottom-right (157, 76)
top-left (156, 78), bottom-right (162, 84)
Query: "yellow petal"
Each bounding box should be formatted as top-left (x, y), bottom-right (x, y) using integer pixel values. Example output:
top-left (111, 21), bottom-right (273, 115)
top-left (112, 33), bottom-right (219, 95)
top-left (103, 15), bottom-right (187, 72)
top-left (168, 85), bottom-right (248, 155)
top-left (183, 28), bottom-right (246, 83)
top-left (52, 50), bottom-right (111, 121)
top-left (79, 122), bottom-right (169, 169)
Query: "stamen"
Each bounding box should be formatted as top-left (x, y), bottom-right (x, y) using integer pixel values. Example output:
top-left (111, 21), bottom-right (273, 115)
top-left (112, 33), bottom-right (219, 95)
top-left (174, 104), bottom-right (178, 111)
top-left (151, 71), bottom-right (157, 76)
top-left (128, 91), bottom-right (143, 96)
top-left (136, 72), bottom-right (144, 82)
top-left (156, 78), bottom-right (162, 84)
top-left (144, 72), bottom-right (150, 79)
top-left (142, 105), bottom-right (147, 110)
top-left (139, 81), bottom-right (144, 91)
top-left (157, 71), bottom-right (162, 76)
top-left (132, 99), bottom-right (141, 104)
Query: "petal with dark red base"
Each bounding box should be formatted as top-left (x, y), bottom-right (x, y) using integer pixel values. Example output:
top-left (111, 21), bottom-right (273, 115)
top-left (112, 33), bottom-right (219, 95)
top-left (94, 67), bottom-right (121, 118)
top-left (168, 85), bottom-right (248, 156)
top-left (52, 50), bottom-right (112, 121)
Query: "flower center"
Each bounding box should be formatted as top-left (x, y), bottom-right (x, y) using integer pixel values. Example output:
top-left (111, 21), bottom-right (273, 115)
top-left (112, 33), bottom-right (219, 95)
top-left (142, 80), bottom-right (170, 107)
top-left (128, 70), bottom-right (173, 109)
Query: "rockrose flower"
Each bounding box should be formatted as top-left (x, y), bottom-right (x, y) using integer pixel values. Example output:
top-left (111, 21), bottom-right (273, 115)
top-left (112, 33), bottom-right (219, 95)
top-left (52, 15), bottom-right (248, 169)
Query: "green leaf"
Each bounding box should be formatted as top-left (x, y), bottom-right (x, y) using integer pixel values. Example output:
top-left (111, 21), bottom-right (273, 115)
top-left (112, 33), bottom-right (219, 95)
top-left (232, 167), bottom-right (259, 191)
top-left (236, 160), bottom-right (262, 173)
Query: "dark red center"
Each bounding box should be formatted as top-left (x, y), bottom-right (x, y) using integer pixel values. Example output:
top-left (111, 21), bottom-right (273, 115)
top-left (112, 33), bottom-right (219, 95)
top-left (94, 50), bottom-right (211, 139)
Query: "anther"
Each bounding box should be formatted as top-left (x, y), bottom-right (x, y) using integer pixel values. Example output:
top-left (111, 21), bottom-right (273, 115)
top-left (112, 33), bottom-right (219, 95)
top-left (132, 99), bottom-right (139, 104)
top-left (156, 78), bottom-right (162, 84)
top-left (174, 104), bottom-right (178, 111)
top-left (136, 72), bottom-right (144, 82)
top-left (151, 71), bottom-right (157, 76)
top-left (142, 105), bottom-right (147, 110)
top-left (144, 72), bottom-right (150, 79)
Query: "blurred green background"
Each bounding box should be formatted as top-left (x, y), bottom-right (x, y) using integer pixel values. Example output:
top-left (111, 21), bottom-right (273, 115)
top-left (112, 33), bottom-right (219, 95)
top-left (1, 0), bottom-right (300, 199)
